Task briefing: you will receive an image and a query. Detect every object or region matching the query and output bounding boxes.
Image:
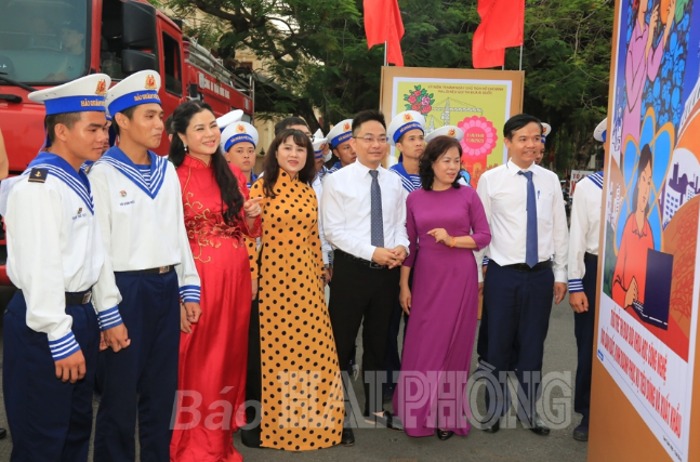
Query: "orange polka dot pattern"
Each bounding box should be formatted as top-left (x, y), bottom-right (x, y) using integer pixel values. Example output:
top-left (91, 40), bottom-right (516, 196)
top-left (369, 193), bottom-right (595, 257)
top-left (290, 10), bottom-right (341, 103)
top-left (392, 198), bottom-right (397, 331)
top-left (249, 171), bottom-right (344, 450)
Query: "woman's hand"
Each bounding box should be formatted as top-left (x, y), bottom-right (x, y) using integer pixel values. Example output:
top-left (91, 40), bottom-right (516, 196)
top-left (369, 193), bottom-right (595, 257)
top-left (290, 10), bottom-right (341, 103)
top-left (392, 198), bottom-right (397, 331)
top-left (427, 228), bottom-right (452, 246)
top-left (400, 285), bottom-right (412, 315)
top-left (243, 197), bottom-right (264, 219)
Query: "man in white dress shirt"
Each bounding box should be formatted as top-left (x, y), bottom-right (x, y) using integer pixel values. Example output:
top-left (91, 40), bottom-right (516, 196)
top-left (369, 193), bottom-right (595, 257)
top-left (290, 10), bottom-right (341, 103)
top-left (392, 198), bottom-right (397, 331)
top-left (3, 73), bottom-right (130, 461)
top-left (567, 117), bottom-right (606, 442)
top-left (90, 70), bottom-right (201, 461)
top-left (322, 110), bottom-right (409, 445)
top-left (476, 113), bottom-right (568, 435)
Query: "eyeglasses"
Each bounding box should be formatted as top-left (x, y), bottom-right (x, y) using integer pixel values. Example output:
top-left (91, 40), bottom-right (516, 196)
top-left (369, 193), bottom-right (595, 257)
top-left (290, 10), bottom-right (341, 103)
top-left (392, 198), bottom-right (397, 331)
top-left (354, 135), bottom-right (388, 145)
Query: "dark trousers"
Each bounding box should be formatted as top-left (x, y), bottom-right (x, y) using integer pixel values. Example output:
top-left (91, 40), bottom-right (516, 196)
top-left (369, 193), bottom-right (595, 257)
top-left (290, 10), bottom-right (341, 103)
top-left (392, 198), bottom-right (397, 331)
top-left (574, 253), bottom-right (597, 426)
top-left (3, 291), bottom-right (99, 462)
top-left (483, 261), bottom-right (554, 423)
top-left (329, 251), bottom-right (399, 416)
top-left (94, 270), bottom-right (179, 462)
top-left (385, 272), bottom-right (411, 393)
top-left (240, 298), bottom-right (262, 445)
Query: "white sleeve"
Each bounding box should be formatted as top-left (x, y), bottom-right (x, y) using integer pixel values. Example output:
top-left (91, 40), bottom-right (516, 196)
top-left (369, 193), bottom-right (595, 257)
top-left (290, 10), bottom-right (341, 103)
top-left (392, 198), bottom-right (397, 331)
top-left (551, 176), bottom-right (569, 283)
top-left (89, 170), bottom-right (124, 330)
top-left (170, 171), bottom-right (200, 302)
top-left (567, 180), bottom-right (589, 292)
top-left (6, 183), bottom-right (78, 360)
top-left (395, 186), bottom-right (410, 252)
top-left (475, 175), bottom-right (492, 265)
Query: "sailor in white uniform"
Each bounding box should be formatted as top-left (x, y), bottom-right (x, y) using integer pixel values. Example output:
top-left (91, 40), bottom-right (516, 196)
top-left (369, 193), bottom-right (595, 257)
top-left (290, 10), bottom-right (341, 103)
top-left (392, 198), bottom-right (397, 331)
top-left (3, 73), bottom-right (129, 462)
top-left (90, 70), bottom-right (201, 462)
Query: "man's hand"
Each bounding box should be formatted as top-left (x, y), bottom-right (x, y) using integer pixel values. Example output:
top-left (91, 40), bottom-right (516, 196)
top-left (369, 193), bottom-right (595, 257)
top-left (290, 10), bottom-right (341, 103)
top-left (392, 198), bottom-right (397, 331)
top-left (180, 302), bottom-right (201, 334)
top-left (569, 292), bottom-right (589, 314)
top-left (101, 324), bottom-right (131, 352)
top-left (55, 349), bottom-right (86, 383)
top-left (322, 266), bottom-right (333, 284)
top-left (554, 282), bottom-right (567, 304)
top-left (371, 248), bottom-right (398, 266)
top-left (387, 246), bottom-right (407, 269)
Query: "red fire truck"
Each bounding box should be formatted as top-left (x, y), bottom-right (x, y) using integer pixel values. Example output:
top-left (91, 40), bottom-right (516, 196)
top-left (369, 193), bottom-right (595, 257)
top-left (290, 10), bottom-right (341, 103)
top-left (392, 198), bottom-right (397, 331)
top-left (0, 0), bottom-right (253, 285)
top-left (0, 0), bottom-right (253, 170)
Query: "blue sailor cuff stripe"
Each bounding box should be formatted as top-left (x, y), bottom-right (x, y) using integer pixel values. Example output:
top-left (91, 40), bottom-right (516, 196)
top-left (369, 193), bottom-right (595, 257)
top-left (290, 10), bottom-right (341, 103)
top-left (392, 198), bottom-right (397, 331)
top-left (97, 306), bottom-right (124, 331)
top-left (49, 332), bottom-right (81, 360)
top-left (568, 279), bottom-right (584, 293)
top-left (482, 256), bottom-right (490, 266)
top-left (180, 285), bottom-right (201, 303)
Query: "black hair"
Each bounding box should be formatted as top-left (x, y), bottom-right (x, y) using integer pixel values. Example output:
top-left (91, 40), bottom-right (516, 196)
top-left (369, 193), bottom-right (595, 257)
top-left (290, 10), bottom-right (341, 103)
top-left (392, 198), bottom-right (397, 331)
top-left (352, 110), bottom-right (386, 135)
top-left (503, 113), bottom-right (542, 140)
top-left (168, 101), bottom-right (244, 225)
top-left (633, 144), bottom-right (653, 215)
top-left (262, 129), bottom-right (316, 198)
top-left (419, 136), bottom-right (462, 191)
top-left (111, 105), bottom-right (137, 137)
top-left (45, 112), bottom-right (82, 145)
top-left (165, 114), bottom-right (175, 135)
top-left (274, 116), bottom-right (309, 135)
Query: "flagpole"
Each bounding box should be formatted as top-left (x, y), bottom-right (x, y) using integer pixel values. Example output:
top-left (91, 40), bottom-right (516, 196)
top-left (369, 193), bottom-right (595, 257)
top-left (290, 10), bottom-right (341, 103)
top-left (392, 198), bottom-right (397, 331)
top-left (384, 41), bottom-right (388, 66)
top-left (519, 44), bottom-right (523, 71)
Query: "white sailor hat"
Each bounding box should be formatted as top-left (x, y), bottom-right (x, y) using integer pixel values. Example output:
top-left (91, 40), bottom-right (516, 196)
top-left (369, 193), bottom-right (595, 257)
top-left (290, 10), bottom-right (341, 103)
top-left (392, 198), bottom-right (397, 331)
top-left (221, 121), bottom-right (258, 152)
top-left (387, 110), bottom-right (425, 146)
top-left (541, 122), bottom-right (552, 143)
top-left (424, 125), bottom-right (464, 143)
top-left (106, 70), bottom-right (161, 116)
top-left (29, 73), bottom-right (111, 115)
top-left (313, 128), bottom-right (324, 141)
top-left (313, 137), bottom-right (328, 159)
top-left (593, 117), bottom-right (608, 142)
top-left (216, 109), bottom-right (244, 130)
top-left (327, 119), bottom-right (353, 149)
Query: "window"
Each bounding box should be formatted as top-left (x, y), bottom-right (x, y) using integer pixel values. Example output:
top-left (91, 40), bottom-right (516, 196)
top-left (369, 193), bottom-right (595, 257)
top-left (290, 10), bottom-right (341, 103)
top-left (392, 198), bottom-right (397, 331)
top-left (162, 33), bottom-right (182, 95)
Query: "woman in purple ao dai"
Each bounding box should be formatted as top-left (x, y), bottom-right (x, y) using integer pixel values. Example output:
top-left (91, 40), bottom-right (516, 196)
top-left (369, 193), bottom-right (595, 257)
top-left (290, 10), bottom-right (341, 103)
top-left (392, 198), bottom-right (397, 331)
top-left (393, 135), bottom-right (491, 440)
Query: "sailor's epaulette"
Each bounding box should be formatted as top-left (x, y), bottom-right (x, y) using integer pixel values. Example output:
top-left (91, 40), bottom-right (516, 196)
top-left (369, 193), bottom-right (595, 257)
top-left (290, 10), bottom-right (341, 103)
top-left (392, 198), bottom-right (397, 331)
top-left (28, 168), bottom-right (48, 183)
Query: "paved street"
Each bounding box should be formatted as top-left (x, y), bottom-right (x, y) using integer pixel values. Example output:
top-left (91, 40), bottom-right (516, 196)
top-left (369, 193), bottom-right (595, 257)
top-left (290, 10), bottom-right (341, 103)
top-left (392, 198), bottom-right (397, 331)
top-left (0, 293), bottom-right (588, 461)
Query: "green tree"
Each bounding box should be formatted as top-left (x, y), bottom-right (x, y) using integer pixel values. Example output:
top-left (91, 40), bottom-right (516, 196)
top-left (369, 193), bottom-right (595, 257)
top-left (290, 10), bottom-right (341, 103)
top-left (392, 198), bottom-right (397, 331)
top-left (158, 0), bottom-right (613, 173)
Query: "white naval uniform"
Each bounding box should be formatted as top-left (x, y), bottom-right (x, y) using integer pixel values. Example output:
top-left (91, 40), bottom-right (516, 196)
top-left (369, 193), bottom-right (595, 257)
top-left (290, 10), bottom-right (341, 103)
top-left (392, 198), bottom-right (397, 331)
top-left (89, 147), bottom-right (200, 301)
top-left (312, 171), bottom-right (332, 265)
top-left (567, 171), bottom-right (603, 292)
top-left (6, 153), bottom-right (122, 357)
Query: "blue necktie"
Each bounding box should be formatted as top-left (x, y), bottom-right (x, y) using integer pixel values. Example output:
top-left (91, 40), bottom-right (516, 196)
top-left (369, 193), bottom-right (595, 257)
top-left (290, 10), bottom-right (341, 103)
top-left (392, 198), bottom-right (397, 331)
top-left (519, 170), bottom-right (538, 267)
top-left (369, 170), bottom-right (384, 247)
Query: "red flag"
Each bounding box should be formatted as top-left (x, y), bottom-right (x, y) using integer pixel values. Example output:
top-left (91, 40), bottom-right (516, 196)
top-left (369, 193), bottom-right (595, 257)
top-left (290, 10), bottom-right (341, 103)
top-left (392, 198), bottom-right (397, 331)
top-left (363, 0), bottom-right (405, 66)
top-left (472, 0), bottom-right (525, 69)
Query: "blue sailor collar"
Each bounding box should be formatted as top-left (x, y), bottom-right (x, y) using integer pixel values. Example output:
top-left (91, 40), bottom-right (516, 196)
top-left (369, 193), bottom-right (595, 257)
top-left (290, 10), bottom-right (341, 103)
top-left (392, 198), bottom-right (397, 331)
top-left (98, 147), bottom-right (168, 199)
top-left (27, 152), bottom-right (94, 213)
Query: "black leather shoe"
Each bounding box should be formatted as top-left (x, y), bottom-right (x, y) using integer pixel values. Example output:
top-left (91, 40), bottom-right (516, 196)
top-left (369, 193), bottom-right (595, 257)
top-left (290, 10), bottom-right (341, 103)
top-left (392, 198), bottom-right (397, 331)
top-left (436, 429), bottom-right (454, 441)
top-left (240, 427), bottom-right (262, 448)
top-left (573, 423), bottom-right (588, 441)
top-left (483, 419), bottom-right (500, 433)
top-left (0, 427), bottom-right (6, 440)
top-left (341, 428), bottom-right (355, 446)
top-left (527, 416), bottom-right (550, 436)
top-left (364, 410), bottom-right (403, 431)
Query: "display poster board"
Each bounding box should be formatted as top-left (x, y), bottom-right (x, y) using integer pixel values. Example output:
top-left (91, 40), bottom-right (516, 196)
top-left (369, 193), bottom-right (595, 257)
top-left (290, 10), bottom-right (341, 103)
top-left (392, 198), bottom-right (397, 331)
top-left (590, 1), bottom-right (700, 461)
top-left (380, 67), bottom-right (524, 187)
